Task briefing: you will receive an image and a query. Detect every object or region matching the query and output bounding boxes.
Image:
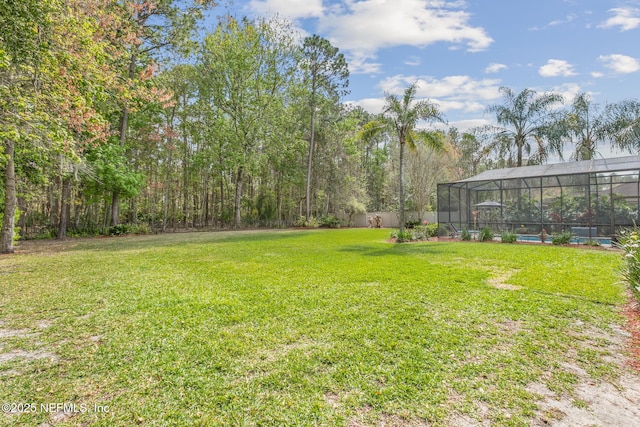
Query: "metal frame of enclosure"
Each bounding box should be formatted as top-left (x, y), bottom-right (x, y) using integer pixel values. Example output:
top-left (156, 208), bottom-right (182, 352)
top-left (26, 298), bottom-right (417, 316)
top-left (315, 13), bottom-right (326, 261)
top-left (437, 156), bottom-right (640, 239)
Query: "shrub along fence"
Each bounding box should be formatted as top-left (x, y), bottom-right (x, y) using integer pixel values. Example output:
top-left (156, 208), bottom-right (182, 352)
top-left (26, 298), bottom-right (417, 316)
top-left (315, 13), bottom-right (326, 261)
top-left (337, 212), bottom-right (437, 228)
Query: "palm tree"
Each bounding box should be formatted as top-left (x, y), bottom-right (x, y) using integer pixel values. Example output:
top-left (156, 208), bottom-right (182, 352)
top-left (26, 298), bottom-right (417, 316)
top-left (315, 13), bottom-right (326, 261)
top-left (487, 87), bottom-right (564, 166)
top-left (361, 83), bottom-right (444, 232)
top-left (608, 99), bottom-right (640, 153)
top-left (561, 93), bottom-right (609, 161)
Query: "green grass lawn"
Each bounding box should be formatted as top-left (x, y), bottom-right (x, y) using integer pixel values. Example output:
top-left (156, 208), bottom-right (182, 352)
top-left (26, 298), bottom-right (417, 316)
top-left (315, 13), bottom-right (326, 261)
top-left (0, 229), bottom-right (630, 426)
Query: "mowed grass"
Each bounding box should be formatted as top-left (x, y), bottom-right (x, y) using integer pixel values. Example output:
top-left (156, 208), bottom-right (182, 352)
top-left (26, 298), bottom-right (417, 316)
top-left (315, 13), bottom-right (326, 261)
top-left (0, 229), bottom-right (629, 426)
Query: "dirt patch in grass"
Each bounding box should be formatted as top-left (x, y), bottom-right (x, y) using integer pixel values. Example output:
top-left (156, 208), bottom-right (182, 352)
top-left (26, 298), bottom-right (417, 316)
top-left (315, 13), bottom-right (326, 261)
top-left (0, 322), bottom-right (57, 368)
top-left (623, 296), bottom-right (640, 373)
top-left (0, 349), bottom-right (57, 363)
top-left (487, 271), bottom-right (522, 291)
top-left (347, 406), bottom-right (429, 427)
top-left (445, 298), bottom-right (640, 427)
top-left (522, 298), bottom-right (640, 427)
top-left (525, 374), bottom-right (640, 427)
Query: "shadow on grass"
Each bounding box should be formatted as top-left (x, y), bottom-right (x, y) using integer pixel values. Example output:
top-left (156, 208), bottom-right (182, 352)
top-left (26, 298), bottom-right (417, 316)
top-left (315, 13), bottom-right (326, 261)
top-left (55, 229), bottom-right (307, 253)
top-left (340, 241), bottom-right (457, 257)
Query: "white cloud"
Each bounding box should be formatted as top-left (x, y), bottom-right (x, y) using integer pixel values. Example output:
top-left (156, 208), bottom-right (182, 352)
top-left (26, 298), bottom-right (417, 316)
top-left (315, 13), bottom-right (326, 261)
top-left (591, 71), bottom-right (604, 78)
top-left (599, 7), bottom-right (640, 31)
top-left (247, 0), bottom-right (324, 19)
top-left (347, 73), bottom-right (502, 117)
top-left (377, 74), bottom-right (502, 112)
top-left (599, 54), bottom-right (640, 73)
top-left (549, 14), bottom-right (576, 27)
top-left (548, 83), bottom-right (584, 105)
top-left (404, 56), bottom-right (422, 66)
top-left (318, 0), bottom-right (493, 55)
top-left (442, 118), bottom-right (490, 133)
top-left (530, 14), bottom-right (576, 31)
top-left (247, 1), bottom-right (492, 76)
top-left (434, 99), bottom-right (487, 113)
top-left (485, 63), bottom-right (507, 74)
top-left (539, 59), bottom-right (577, 77)
top-left (345, 98), bottom-right (386, 115)
top-left (347, 53), bottom-right (383, 75)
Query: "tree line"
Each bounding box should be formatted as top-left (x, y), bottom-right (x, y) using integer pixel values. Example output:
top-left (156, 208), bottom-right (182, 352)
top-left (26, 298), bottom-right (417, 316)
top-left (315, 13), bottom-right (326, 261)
top-left (1, 0), bottom-right (639, 252)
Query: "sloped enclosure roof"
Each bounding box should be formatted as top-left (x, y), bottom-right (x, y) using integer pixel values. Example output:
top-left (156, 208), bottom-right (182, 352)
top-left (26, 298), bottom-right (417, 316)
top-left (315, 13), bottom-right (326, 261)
top-left (456, 155), bottom-right (640, 183)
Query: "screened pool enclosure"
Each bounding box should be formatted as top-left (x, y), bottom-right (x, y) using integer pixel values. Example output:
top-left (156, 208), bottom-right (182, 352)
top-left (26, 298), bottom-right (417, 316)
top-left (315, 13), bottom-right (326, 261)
top-left (437, 156), bottom-right (640, 239)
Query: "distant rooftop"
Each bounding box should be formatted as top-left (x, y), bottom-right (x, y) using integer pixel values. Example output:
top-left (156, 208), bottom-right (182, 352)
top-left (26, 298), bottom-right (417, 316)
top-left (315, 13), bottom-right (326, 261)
top-left (457, 155), bottom-right (640, 183)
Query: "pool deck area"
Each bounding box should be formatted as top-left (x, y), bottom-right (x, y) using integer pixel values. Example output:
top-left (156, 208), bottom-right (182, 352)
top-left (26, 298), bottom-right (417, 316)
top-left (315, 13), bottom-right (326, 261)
top-left (516, 234), bottom-right (613, 247)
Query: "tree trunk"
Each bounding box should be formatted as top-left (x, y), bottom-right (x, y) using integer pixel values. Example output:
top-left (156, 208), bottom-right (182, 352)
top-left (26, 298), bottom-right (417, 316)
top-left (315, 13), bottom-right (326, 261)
top-left (192, 193), bottom-right (198, 228)
top-left (305, 102), bottom-right (316, 221)
top-left (516, 134), bottom-right (524, 167)
top-left (110, 50), bottom-right (137, 226)
top-left (162, 147), bottom-right (173, 232)
top-left (110, 193), bottom-right (120, 227)
top-left (219, 177), bottom-right (224, 228)
top-left (234, 167), bottom-right (243, 228)
top-left (1, 139), bottom-right (17, 253)
top-left (399, 140), bottom-right (406, 233)
top-left (58, 177), bottom-right (71, 239)
top-left (182, 134), bottom-right (189, 227)
top-left (203, 173), bottom-right (209, 226)
top-left (50, 183), bottom-right (60, 230)
top-left (17, 196), bottom-right (26, 238)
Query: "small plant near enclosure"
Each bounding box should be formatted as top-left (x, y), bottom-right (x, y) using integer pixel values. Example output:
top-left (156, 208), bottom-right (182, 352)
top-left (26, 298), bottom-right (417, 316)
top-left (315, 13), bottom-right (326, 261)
top-left (391, 224), bottom-right (433, 242)
top-left (552, 230), bottom-right (573, 245)
top-left (425, 223), bottom-right (439, 237)
top-left (391, 229), bottom-right (414, 243)
top-left (501, 231), bottom-right (517, 243)
top-left (461, 228), bottom-right (472, 241)
top-left (478, 226), bottom-right (494, 242)
top-left (583, 239), bottom-right (601, 247)
top-left (616, 227), bottom-right (640, 297)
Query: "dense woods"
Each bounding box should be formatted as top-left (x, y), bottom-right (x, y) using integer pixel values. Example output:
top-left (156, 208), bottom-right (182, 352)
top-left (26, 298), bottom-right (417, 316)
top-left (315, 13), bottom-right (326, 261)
top-left (1, 0), bottom-right (640, 251)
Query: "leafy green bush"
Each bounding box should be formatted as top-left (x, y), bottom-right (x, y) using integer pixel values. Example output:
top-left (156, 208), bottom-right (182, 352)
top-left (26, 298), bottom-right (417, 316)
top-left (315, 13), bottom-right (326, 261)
top-left (396, 230), bottom-right (414, 243)
top-left (107, 224), bottom-right (131, 236)
top-left (318, 215), bottom-right (341, 228)
top-left (390, 229), bottom-right (413, 243)
top-left (617, 227), bottom-right (640, 298)
top-left (105, 223), bottom-right (151, 236)
top-left (551, 231), bottom-right (572, 245)
top-left (461, 228), bottom-right (472, 241)
top-left (425, 223), bottom-right (439, 237)
top-left (478, 227), bottom-right (494, 242)
top-left (34, 228), bottom-right (57, 240)
top-left (391, 227), bottom-right (430, 243)
top-left (582, 239), bottom-right (601, 247)
top-left (411, 225), bottom-right (428, 241)
top-left (293, 216), bottom-right (319, 228)
top-left (404, 219), bottom-right (421, 229)
top-left (129, 223), bottom-right (151, 235)
top-left (501, 231), bottom-right (517, 243)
